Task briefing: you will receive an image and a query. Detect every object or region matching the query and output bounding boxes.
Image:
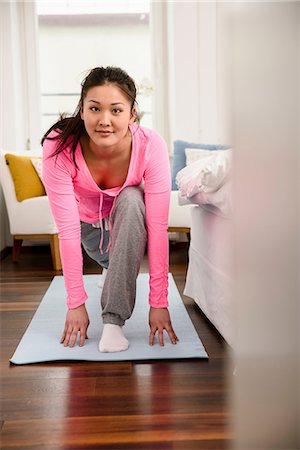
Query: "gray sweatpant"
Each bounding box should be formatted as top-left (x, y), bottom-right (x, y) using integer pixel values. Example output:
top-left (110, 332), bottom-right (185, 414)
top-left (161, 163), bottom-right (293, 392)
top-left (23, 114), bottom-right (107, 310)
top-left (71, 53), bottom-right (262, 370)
top-left (80, 186), bottom-right (147, 326)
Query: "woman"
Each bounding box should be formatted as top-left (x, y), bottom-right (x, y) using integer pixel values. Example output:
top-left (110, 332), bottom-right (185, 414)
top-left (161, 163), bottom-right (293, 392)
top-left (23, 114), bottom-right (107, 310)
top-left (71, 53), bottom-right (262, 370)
top-left (42, 66), bottom-right (178, 353)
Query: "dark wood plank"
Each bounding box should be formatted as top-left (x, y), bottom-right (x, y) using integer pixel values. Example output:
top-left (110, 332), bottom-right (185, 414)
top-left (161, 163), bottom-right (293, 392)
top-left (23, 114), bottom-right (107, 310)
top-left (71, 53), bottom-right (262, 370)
top-left (0, 414), bottom-right (232, 449)
top-left (0, 243), bottom-right (232, 449)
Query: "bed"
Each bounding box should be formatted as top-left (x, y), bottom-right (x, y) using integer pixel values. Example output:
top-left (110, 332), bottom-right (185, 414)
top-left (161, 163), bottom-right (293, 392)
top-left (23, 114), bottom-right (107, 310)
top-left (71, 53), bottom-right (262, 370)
top-left (175, 147), bottom-right (234, 346)
top-left (184, 204), bottom-right (234, 346)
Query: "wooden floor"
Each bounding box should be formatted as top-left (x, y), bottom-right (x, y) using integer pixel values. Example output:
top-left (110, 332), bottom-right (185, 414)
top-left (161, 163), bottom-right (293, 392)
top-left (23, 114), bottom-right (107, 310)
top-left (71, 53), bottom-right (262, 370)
top-left (0, 243), bottom-right (233, 450)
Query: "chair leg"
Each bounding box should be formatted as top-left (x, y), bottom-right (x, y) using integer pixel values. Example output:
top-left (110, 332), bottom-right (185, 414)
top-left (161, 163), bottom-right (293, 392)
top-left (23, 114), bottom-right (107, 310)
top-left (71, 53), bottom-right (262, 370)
top-left (12, 238), bottom-right (23, 262)
top-left (49, 234), bottom-right (62, 271)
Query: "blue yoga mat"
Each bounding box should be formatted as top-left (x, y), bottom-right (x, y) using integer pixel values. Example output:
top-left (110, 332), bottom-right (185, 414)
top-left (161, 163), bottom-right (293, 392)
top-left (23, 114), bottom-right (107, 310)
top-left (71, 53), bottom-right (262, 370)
top-left (10, 273), bottom-right (208, 364)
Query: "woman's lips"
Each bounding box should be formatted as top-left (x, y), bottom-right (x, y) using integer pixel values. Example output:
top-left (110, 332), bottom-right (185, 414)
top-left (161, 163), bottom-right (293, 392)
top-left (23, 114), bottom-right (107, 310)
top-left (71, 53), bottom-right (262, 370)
top-left (96, 130), bottom-right (113, 136)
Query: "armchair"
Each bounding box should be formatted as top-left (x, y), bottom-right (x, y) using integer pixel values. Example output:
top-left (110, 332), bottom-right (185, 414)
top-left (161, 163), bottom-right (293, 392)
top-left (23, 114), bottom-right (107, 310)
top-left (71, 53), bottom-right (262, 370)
top-left (0, 151), bottom-right (61, 270)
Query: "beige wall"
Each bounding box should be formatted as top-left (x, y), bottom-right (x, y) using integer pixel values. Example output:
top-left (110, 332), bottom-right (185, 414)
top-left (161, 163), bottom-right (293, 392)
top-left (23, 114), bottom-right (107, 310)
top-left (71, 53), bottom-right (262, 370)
top-left (229, 2), bottom-right (300, 448)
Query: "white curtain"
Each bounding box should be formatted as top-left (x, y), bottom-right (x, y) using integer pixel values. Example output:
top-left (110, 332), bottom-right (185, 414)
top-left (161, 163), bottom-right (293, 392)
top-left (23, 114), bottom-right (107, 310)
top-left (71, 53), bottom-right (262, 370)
top-left (149, 1), bottom-right (172, 151)
top-left (0, 0), bottom-right (41, 153)
top-left (0, 0), bottom-right (41, 251)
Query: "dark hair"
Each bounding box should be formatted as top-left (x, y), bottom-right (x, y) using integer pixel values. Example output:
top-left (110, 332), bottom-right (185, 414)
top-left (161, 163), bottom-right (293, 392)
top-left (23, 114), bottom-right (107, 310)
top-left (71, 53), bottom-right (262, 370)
top-left (41, 66), bottom-right (138, 165)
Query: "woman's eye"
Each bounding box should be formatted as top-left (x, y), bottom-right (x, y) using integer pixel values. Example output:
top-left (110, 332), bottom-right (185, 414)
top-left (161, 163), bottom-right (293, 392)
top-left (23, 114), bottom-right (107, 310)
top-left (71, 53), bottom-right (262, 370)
top-left (90, 107), bottom-right (100, 112)
top-left (112, 109), bottom-right (122, 114)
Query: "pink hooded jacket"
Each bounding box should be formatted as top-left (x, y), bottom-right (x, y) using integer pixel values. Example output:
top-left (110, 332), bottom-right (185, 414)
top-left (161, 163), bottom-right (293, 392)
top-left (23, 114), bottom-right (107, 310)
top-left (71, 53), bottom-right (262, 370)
top-left (42, 123), bottom-right (171, 310)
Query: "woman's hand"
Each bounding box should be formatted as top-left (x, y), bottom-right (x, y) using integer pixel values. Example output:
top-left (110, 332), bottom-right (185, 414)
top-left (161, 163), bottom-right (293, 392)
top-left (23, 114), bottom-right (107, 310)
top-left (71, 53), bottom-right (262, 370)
top-left (60, 304), bottom-right (90, 347)
top-left (148, 307), bottom-right (179, 347)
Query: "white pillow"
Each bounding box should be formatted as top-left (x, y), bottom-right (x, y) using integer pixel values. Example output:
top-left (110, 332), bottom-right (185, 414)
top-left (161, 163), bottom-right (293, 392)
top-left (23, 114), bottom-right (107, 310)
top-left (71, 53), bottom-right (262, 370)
top-left (31, 157), bottom-right (43, 181)
top-left (176, 149), bottom-right (232, 198)
top-left (187, 181), bottom-right (233, 217)
top-left (185, 148), bottom-right (213, 166)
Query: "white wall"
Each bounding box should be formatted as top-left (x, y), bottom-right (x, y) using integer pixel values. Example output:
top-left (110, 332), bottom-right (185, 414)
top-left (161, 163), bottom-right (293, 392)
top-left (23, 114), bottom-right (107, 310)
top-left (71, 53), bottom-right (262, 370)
top-left (216, 3), bottom-right (233, 146)
top-left (0, 13), bottom-right (151, 253)
top-left (169, 2), bottom-right (201, 143)
top-left (164, 1), bottom-right (233, 146)
top-left (38, 19), bottom-right (152, 134)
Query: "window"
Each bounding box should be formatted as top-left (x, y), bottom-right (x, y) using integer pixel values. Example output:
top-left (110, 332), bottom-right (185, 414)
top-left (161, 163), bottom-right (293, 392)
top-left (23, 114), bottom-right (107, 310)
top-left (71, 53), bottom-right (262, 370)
top-left (37, 1), bottom-right (152, 134)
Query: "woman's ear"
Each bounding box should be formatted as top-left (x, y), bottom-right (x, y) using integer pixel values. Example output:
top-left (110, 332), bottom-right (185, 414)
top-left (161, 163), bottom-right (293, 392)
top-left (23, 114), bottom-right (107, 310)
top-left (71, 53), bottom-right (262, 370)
top-left (129, 107), bottom-right (137, 124)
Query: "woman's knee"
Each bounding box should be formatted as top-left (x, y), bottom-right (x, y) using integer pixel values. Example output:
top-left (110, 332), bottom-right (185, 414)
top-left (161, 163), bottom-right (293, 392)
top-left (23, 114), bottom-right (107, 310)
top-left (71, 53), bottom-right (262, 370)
top-left (112, 187), bottom-right (146, 239)
top-left (115, 186), bottom-right (145, 215)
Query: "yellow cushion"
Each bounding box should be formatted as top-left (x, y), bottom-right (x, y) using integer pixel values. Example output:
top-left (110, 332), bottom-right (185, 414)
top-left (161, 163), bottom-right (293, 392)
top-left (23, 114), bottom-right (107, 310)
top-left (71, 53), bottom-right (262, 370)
top-left (5, 154), bottom-right (46, 202)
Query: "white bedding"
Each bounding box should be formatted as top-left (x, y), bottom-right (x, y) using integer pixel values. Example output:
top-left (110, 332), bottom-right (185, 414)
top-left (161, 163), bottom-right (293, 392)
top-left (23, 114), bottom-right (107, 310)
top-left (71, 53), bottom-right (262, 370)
top-left (176, 149), bottom-right (233, 217)
top-left (184, 205), bottom-right (234, 346)
top-left (178, 180), bottom-right (233, 218)
top-left (176, 149), bottom-right (231, 194)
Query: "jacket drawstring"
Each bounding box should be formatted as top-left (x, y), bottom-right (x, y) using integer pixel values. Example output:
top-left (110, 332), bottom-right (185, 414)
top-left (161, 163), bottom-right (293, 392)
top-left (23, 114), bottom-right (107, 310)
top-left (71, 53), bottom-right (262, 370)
top-left (105, 195), bottom-right (118, 253)
top-left (98, 194), bottom-right (104, 254)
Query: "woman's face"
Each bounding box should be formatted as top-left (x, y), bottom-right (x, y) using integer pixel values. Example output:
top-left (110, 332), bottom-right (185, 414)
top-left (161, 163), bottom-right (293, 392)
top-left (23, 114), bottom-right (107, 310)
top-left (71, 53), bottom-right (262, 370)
top-left (80, 83), bottom-right (135, 149)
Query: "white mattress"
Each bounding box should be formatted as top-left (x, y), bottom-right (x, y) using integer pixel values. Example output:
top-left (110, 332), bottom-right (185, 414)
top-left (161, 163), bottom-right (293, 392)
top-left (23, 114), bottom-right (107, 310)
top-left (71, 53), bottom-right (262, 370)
top-left (184, 205), bottom-right (234, 346)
